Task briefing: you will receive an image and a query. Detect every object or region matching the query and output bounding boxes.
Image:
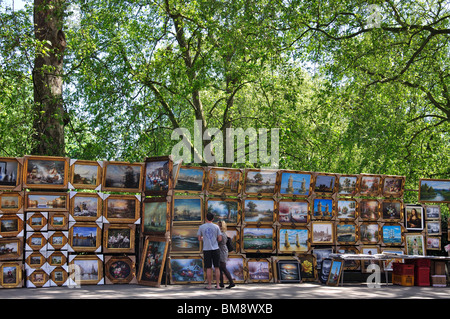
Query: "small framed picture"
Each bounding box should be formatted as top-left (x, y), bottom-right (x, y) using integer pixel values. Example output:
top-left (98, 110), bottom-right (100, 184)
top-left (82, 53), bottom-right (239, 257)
top-left (0, 261), bottom-right (23, 288)
top-left (424, 205), bottom-right (441, 220)
top-left (244, 169), bottom-right (278, 196)
top-left (382, 175), bottom-right (405, 197)
top-left (278, 171), bottom-right (313, 197)
top-left (27, 269), bottom-right (49, 288)
top-left (142, 197), bottom-right (170, 236)
top-left (275, 259), bottom-right (301, 283)
top-left (47, 231), bottom-right (69, 250)
top-left (0, 157), bottom-right (22, 190)
top-left (405, 205), bottom-right (424, 231)
top-left (0, 192), bottom-right (23, 213)
top-left (0, 214), bottom-right (23, 238)
top-left (68, 222), bottom-right (102, 253)
top-left (426, 236), bottom-right (441, 250)
top-left (50, 266), bottom-right (68, 287)
top-left (359, 174), bottom-right (381, 196)
top-left (426, 221), bottom-right (441, 236)
top-left (314, 173), bottom-right (337, 195)
top-left (336, 199), bottom-right (357, 220)
top-left (143, 156), bottom-right (173, 196)
top-left (312, 198), bottom-right (334, 220)
top-left (104, 195), bottom-right (140, 224)
top-left (335, 222), bottom-right (358, 245)
top-left (326, 259), bottom-right (344, 286)
top-left (47, 250), bottom-right (67, 268)
top-left (337, 175), bottom-right (359, 197)
top-left (206, 198), bottom-right (240, 226)
top-left (246, 258), bottom-right (272, 283)
top-left (311, 221), bottom-right (334, 245)
top-left (380, 200), bottom-right (403, 222)
top-left (242, 226), bottom-right (275, 253)
top-left (25, 251), bottom-right (46, 269)
top-left (277, 199), bottom-right (309, 225)
top-left (105, 255), bottom-right (137, 285)
top-left (137, 237), bottom-right (169, 287)
top-left (23, 155), bottom-right (69, 189)
top-left (171, 225), bottom-right (201, 254)
top-left (0, 238), bottom-right (23, 261)
top-left (102, 161), bottom-right (144, 193)
top-left (405, 234), bottom-right (425, 256)
top-left (69, 254), bottom-right (103, 285)
top-left (70, 192), bottom-right (102, 222)
top-left (359, 200), bottom-right (380, 221)
top-left (381, 224), bottom-right (403, 246)
top-left (102, 223), bottom-right (135, 254)
top-left (174, 166), bottom-right (205, 193)
top-left (70, 160), bottom-right (102, 190)
top-left (419, 179), bottom-right (450, 203)
top-left (173, 196), bottom-right (203, 224)
top-left (243, 198), bottom-right (275, 225)
top-left (48, 212), bottom-right (69, 230)
top-left (206, 167), bottom-right (242, 196)
top-left (25, 191), bottom-right (68, 211)
top-left (278, 227), bottom-right (309, 254)
top-left (359, 222), bottom-right (380, 244)
top-left (26, 212), bottom-right (47, 232)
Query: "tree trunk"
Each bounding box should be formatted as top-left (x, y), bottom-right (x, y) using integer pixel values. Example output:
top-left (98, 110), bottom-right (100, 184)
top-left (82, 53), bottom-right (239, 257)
top-left (32, 0), bottom-right (66, 156)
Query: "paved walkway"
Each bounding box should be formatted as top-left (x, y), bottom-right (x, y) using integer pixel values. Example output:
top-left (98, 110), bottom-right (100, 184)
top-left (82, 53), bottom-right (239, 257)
top-left (1, 282), bottom-right (450, 299)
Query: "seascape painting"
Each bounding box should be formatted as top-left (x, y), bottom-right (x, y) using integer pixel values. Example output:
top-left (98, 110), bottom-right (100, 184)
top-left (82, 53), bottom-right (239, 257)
top-left (142, 200), bottom-right (167, 234)
top-left (173, 198), bottom-right (202, 223)
top-left (175, 167), bottom-right (204, 192)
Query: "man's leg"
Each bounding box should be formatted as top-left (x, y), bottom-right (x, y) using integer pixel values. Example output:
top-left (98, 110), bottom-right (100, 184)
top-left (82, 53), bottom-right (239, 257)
top-left (206, 268), bottom-right (212, 288)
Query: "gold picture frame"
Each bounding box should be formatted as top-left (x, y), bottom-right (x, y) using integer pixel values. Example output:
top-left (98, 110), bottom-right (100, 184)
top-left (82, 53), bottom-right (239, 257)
top-left (0, 261), bottom-right (23, 288)
top-left (68, 222), bottom-right (102, 253)
top-left (69, 159), bottom-right (103, 190)
top-left (70, 192), bottom-right (102, 222)
top-left (102, 223), bottom-right (136, 254)
top-left (23, 155), bottom-right (69, 189)
top-left (102, 161), bottom-right (144, 193)
top-left (0, 157), bottom-right (22, 191)
top-left (25, 191), bottom-right (68, 211)
top-left (103, 194), bottom-right (140, 224)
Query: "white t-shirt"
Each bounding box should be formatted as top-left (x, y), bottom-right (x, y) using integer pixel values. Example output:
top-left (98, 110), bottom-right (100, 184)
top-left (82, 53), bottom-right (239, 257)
top-left (197, 223), bottom-right (221, 251)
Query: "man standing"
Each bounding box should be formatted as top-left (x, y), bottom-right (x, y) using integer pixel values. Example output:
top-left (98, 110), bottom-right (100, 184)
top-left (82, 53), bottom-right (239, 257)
top-left (197, 212), bottom-right (222, 290)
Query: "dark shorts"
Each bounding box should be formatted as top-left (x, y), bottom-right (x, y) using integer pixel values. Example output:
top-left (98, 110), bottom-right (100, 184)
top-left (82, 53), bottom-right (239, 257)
top-left (203, 249), bottom-right (220, 268)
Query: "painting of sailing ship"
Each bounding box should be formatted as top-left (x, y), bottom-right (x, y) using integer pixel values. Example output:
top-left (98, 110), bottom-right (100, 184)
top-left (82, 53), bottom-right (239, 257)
top-left (173, 197), bottom-right (202, 223)
top-left (142, 200), bottom-right (167, 234)
top-left (336, 223), bottom-right (357, 244)
top-left (278, 228), bottom-right (309, 253)
top-left (382, 225), bottom-right (402, 245)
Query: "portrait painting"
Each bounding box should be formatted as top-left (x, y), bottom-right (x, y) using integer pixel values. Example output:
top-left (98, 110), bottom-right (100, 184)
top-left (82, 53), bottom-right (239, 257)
top-left (405, 205), bottom-right (424, 231)
top-left (405, 234), bottom-right (425, 256)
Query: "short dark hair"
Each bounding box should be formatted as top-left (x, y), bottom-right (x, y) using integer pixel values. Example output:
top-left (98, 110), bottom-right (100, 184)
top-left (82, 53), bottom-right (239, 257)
top-left (206, 212), bottom-right (214, 221)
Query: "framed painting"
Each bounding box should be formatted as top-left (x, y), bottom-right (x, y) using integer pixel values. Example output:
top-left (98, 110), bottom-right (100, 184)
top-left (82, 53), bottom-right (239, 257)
top-left (335, 222), bottom-right (358, 245)
top-left (47, 231), bottom-right (69, 250)
top-left (381, 200), bottom-right (403, 222)
top-left (0, 192), bottom-right (23, 213)
top-left (360, 245), bottom-right (381, 273)
top-left (26, 212), bottom-right (47, 232)
top-left (173, 196), bottom-right (203, 224)
top-left (23, 155), bottom-right (69, 189)
top-left (143, 156), bottom-right (172, 196)
top-left (105, 255), bottom-right (137, 285)
top-left (278, 170), bottom-right (313, 197)
top-left (277, 199), bottom-right (309, 225)
top-left (418, 179), bottom-right (450, 203)
top-left (27, 269), bottom-right (49, 288)
top-left (243, 198), bottom-right (275, 224)
top-left (275, 259), bottom-right (301, 283)
top-left (68, 222), bottom-right (102, 253)
top-left (424, 205), bottom-right (441, 220)
top-left (297, 254), bottom-right (317, 281)
top-left (381, 248), bottom-right (404, 271)
top-left (426, 220), bottom-right (441, 236)
top-left (242, 226), bottom-right (275, 253)
top-left (102, 161), bottom-right (143, 193)
top-left (326, 259), bottom-right (344, 286)
top-left (25, 191), bottom-right (68, 211)
top-left (312, 198), bottom-right (333, 220)
top-left (174, 166), bottom-right (205, 193)
top-left (169, 256), bottom-right (204, 284)
top-left (70, 192), bottom-right (102, 222)
top-left (69, 160), bottom-right (102, 190)
top-left (359, 174), bottom-right (381, 196)
top-left (47, 250), bottom-right (67, 267)
top-left (359, 222), bottom-right (380, 244)
top-left (171, 225), bottom-right (201, 253)
top-left (206, 167), bottom-right (242, 196)
top-left (206, 198), bottom-right (240, 226)
top-left (68, 254), bottom-right (103, 285)
top-left (246, 258), bottom-right (272, 283)
top-left (0, 157), bottom-right (22, 190)
top-left (313, 248), bottom-right (334, 270)
top-left (313, 173), bottom-right (337, 195)
top-left (426, 236), bottom-right (441, 250)
top-left (405, 233), bottom-right (425, 255)
top-left (25, 251), bottom-right (46, 269)
top-left (0, 238), bottom-right (23, 261)
top-left (278, 227), bottom-right (309, 254)
top-left (0, 261), bottom-right (23, 288)
top-left (142, 197), bottom-right (170, 236)
top-left (359, 199), bottom-right (380, 221)
top-left (244, 169), bottom-right (278, 196)
top-left (336, 199), bottom-right (357, 220)
top-left (311, 221), bottom-right (334, 245)
top-left (337, 246), bottom-right (360, 271)
top-left (102, 223), bottom-right (135, 254)
top-left (218, 255), bottom-right (246, 284)
top-left (381, 224), bottom-right (403, 246)
top-left (50, 266), bottom-right (68, 287)
top-left (382, 175), bottom-right (405, 198)
top-left (48, 212), bottom-right (69, 230)
top-left (337, 174), bottom-right (359, 197)
top-left (25, 232), bottom-right (47, 251)
top-left (404, 204), bottom-right (424, 231)
top-left (137, 237), bottom-right (169, 286)
top-left (0, 214), bottom-right (23, 238)
top-left (104, 194), bottom-right (140, 224)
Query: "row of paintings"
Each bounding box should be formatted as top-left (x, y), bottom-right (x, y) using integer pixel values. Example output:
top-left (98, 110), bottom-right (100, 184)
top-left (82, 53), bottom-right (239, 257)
top-left (167, 196), bottom-right (441, 229)
top-left (0, 254), bottom-right (140, 288)
top-left (174, 166), bottom-right (408, 198)
top-left (0, 155), bottom-right (173, 195)
top-left (168, 221), bottom-right (440, 255)
top-left (0, 219), bottom-right (137, 254)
